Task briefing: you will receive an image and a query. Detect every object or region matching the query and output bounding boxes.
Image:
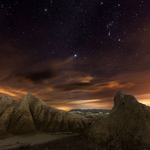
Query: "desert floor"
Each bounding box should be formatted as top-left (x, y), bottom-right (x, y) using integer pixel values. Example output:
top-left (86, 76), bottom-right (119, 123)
top-left (0, 132), bottom-right (103, 150)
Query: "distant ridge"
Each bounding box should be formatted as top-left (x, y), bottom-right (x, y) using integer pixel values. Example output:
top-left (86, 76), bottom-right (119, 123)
top-left (69, 109), bottom-right (110, 113)
top-left (0, 93), bottom-right (91, 136)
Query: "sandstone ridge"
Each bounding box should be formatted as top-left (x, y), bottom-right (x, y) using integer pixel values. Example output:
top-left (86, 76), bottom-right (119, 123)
top-left (0, 93), bottom-right (91, 137)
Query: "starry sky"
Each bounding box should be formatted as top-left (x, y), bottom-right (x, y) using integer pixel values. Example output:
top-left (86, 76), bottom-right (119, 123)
top-left (0, 0), bottom-right (150, 110)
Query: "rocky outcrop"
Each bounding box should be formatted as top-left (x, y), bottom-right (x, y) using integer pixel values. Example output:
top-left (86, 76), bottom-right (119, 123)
top-left (0, 93), bottom-right (91, 136)
top-left (82, 91), bottom-right (150, 150)
top-left (0, 96), bottom-right (14, 135)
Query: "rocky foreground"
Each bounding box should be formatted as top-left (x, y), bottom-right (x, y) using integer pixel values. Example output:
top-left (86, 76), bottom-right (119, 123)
top-left (1, 91), bottom-right (150, 150)
top-left (0, 93), bottom-right (91, 138)
top-left (81, 91), bottom-right (150, 150)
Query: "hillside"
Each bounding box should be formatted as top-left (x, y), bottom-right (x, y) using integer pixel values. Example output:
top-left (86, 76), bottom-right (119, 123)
top-left (0, 93), bottom-right (91, 137)
top-left (81, 91), bottom-right (150, 149)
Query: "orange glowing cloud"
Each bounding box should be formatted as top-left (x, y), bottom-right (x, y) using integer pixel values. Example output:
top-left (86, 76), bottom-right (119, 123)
top-left (0, 87), bottom-right (27, 99)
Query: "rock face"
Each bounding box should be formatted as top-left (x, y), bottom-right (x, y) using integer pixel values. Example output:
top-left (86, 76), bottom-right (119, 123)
top-left (0, 93), bottom-right (91, 136)
top-left (82, 91), bottom-right (150, 150)
top-left (0, 96), bottom-right (14, 135)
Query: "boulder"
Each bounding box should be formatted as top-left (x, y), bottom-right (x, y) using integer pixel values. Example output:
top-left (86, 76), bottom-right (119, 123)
top-left (82, 91), bottom-right (150, 149)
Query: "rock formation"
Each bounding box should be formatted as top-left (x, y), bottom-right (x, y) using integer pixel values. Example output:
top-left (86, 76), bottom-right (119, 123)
top-left (0, 93), bottom-right (91, 136)
top-left (82, 91), bottom-right (150, 150)
top-left (0, 96), bottom-right (15, 135)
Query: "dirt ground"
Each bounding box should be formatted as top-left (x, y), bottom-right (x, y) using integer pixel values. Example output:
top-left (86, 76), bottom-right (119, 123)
top-left (0, 132), bottom-right (105, 150)
top-left (12, 135), bottom-right (104, 150)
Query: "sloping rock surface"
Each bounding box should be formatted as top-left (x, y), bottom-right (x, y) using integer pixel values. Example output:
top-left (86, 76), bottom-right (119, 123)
top-left (0, 93), bottom-right (91, 136)
top-left (82, 91), bottom-right (150, 150)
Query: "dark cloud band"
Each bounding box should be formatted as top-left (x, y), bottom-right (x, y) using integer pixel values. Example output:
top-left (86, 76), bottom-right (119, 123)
top-left (16, 69), bottom-right (58, 84)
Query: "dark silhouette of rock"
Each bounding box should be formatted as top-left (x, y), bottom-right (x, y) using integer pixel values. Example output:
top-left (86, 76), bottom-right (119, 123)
top-left (0, 93), bottom-right (91, 136)
top-left (82, 91), bottom-right (150, 150)
top-left (69, 109), bottom-right (110, 113)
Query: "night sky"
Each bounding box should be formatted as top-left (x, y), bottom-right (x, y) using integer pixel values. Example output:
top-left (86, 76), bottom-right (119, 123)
top-left (0, 0), bottom-right (150, 110)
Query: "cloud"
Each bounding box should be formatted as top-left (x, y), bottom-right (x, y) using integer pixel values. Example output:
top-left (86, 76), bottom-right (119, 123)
top-left (54, 82), bottom-right (93, 91)
top-left (54, 81), bottom-right (134, 93)
top-left (16, 69), bottom-right (58, 84)
top-left (75, 76), bottom-right (94, 83)
top-left (0, 87), bottom-right (27, 99)
top-left (68, 99), bottom-right (107, 109)
top-left (14, 57), bottom-right (75, 85)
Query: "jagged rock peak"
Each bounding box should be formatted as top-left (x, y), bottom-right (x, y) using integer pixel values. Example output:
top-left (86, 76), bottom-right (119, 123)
top-left (112, 91), bottom-right (139, 111)
top-left (114, 91), bottom-right (126, 104)
top-left (0, 92), bottom-right (92, 136)
top-left (0, 95), bottom-right (13, 107)
top-left (0, 95), bottom-right (12, 101)
top-left (27, 92), bottom-right (34, 97)
top-left (21, 92), bottom-right (46, 105)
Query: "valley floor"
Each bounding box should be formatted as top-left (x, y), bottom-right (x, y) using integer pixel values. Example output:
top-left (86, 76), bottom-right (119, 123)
top-left (1, 132), bottom-right (100, 150)
top-left (13, 135), bottom-right (103, 150)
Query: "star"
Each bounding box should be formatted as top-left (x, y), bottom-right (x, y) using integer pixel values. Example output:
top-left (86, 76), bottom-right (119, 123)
top-left (44, 8), bottom-right (48, 12)
top-left (74, 54), bottom-right (77, 58)
top-left (108, 31), bottom-right (111, 36)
